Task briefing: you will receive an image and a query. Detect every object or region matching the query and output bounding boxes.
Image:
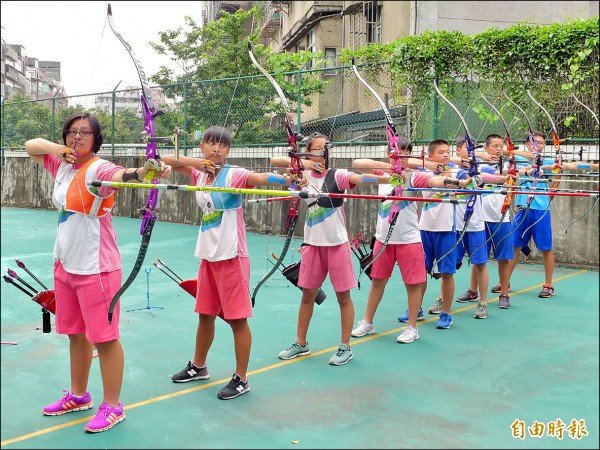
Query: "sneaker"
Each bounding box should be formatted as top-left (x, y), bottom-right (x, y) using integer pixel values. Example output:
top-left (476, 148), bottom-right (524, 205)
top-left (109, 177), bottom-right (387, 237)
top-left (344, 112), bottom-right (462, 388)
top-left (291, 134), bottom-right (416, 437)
top-left (538, 284), bottom-right (555, 298)
top-left (498, 293), bottom-right (510, 309)
top-left (278, 341), bottom-right (310, 360)
top-left (84, 402), bottom-right (125, 433)
top-left (456, 289), bottom-right (478, 303)
top-left (491, 282), bottom-right (510, 294)
top-left (217, 373), bottom-right (250, 400)
top-left (473, 302), bottom-right (488, 319)
top-left (171, 361), bottom-right (210, 383)
top-left (436, 312), bottom-right (453, 329)
top-left (397, 326), bottom-right (419, 343)
top-left (329, 344), bottom-right (353, 366)
top-left (43, 390), bottom-right (93, 416)
top-left (397, 308), bottom-right (425, 323)
top-left (428, 297), bottom-right (444, 315)
top-left (351, 320), bottom-right (375, 337)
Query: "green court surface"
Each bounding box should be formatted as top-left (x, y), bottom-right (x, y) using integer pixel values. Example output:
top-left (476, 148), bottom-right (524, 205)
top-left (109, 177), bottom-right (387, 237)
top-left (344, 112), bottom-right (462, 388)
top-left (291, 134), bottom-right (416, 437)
top-left (1, 206), bottom-right (598, 449)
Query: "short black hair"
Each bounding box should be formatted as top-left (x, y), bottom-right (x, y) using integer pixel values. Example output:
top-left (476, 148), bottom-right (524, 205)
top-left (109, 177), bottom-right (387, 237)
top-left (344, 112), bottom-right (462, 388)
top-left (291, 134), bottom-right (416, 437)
top-left (62, 111), bottom-right (103, 153)
top-left (305, 132), bottom-right (329, 150)
top-left (485, 134), bottom-right (503, 145)
top-left (455, 136), bottom-right (467, 149)
top-left (428, 139), bottom-right (449, 154)
top-left (202, 126), bottom-right (232, 147)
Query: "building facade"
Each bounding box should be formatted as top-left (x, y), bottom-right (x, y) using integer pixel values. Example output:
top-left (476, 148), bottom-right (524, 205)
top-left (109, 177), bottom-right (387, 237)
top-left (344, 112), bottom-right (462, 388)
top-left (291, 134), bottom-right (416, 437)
top-left (204, 1), bottom-right (598, 140)
top-left (1, 36), bottom-right (64, 101)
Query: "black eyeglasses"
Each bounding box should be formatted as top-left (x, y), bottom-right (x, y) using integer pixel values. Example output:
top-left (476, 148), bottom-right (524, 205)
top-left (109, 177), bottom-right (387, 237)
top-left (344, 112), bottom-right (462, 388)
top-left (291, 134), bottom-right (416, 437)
top-left (65, 130), bottom-right (94, 137)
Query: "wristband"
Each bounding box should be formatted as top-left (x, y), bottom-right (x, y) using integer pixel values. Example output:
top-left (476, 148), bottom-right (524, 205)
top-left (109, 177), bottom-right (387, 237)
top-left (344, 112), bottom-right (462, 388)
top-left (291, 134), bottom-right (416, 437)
top-left (361, 175), bottom-right (379, 184)
top-left (267, 174), bottom-right (286, 185)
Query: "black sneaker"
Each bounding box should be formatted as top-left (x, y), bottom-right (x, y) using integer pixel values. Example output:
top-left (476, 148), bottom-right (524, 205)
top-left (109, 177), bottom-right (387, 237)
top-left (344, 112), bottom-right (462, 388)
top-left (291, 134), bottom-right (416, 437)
top-left (171, 361), bottom-right (209, 383)
top-left (217, 373), bottom-right (250, 400)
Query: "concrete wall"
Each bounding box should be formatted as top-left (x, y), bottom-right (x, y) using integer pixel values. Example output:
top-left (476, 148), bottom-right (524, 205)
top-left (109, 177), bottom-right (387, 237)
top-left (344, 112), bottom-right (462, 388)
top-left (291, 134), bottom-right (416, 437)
top-left (414, 1), bottom-right (598, 35)
top-left (1, 155), bottom-right (598, 268)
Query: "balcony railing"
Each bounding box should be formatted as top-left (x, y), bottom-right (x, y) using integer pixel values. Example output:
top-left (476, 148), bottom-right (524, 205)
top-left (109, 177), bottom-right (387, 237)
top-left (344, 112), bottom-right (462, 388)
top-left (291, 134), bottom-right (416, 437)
top-left (259, 2), bottom-right (282, 38)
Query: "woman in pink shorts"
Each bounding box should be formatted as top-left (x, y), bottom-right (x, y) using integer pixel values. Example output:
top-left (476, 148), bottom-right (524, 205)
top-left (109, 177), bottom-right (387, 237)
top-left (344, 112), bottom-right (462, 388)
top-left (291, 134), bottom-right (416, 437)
top-left (25, 111), bottom-right (171, 433)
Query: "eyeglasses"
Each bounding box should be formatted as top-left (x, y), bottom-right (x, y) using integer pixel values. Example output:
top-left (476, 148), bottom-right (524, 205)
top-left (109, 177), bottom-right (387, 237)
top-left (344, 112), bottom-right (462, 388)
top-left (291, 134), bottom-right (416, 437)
top-left (65, 130), bottom-right (94, 137)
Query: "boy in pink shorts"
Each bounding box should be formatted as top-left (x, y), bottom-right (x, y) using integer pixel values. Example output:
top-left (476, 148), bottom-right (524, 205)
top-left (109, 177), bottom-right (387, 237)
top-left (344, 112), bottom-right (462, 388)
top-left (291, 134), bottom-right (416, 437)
top-left (351, 139), bottom-right (471, 343)
top-left (271, 133), bottom-right (393, 365)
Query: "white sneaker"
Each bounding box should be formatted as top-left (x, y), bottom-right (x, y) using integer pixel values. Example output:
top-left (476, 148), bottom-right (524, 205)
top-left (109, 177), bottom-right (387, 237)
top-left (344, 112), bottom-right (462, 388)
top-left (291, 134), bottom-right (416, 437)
top-left (351, 320), bottom-right (375, 337)
top-left (397, 325), bottom-right (419, 344)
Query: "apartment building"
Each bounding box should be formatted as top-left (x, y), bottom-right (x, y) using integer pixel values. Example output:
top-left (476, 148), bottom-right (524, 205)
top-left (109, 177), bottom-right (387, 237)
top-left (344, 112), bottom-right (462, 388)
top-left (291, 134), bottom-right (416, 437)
top-left (197, 1), bottom-right (600, 142)
top-left (1, 37), bottom-right (63, 101)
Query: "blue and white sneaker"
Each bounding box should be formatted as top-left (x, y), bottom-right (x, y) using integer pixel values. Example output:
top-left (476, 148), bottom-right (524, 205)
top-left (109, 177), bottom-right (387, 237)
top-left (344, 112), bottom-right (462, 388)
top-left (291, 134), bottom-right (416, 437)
top-left (397, 308), bottom-right (425, 323)
top-left (436, 312), bottom-right (453, 329)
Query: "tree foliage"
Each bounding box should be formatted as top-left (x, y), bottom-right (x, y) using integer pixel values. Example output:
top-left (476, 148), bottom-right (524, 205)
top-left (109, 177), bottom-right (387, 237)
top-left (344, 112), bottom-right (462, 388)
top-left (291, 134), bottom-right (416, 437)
top-left (343, 17), bottom-right (599, 139)
top-left (148, 6), bottom-right (327, 143)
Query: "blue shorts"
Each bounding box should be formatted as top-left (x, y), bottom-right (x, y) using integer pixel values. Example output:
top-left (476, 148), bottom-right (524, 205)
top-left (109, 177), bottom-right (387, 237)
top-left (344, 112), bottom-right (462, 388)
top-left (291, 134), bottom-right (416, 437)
top-left (485, 222), bottom-right (514, 261)
top-left (420, 230), bottom-right (457, 274)
top-left (456, 230), bottom-right (488, 265)
top-left (513, 208), bottom-right (552, 251)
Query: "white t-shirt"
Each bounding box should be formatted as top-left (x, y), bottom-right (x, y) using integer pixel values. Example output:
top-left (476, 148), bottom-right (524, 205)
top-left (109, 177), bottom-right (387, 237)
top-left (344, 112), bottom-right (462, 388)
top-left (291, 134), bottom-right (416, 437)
top-left (44, 155), bottom-right (122, 274)
top-left (191, 165), bottom-right (252, 262)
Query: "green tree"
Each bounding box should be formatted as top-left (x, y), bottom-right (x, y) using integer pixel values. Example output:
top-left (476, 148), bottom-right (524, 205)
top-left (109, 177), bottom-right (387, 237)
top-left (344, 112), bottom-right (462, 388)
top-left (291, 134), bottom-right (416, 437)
top-left (148, 7), bottom-right (327, 144)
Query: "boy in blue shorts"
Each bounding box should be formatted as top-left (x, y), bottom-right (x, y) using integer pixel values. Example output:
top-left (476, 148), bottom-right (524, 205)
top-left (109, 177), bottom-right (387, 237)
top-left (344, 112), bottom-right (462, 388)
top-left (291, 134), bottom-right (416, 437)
top-left (351, 139), bottom-right (471, 343)
top-left (507, 131), bottom-right (597, 298)
top-left (455, 135), bottom-right (518, 316)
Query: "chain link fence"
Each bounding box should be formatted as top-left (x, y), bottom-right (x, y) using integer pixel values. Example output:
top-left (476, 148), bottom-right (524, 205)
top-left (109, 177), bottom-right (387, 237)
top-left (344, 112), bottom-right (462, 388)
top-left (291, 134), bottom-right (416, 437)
top-left (2, 62), bottom-right (599, 162)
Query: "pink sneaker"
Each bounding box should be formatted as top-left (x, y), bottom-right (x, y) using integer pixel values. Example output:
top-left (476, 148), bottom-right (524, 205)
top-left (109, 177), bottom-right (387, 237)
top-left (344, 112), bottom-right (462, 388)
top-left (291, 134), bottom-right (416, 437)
top-left (84, 402), bottom-right (125, 433)
top-left (43, 390), bottom-right (93, 416)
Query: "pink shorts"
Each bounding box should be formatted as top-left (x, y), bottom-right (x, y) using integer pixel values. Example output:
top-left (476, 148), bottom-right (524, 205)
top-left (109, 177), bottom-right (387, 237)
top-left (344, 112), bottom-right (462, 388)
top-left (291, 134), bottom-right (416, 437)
top-left (195, 256), bottom-right (252, 320)
top-left (53, 260), bottom-right (121, 343)
top-left (298, 243), bottom-right (356, 292)
top-left (369, 241), bottom-right (427, 285)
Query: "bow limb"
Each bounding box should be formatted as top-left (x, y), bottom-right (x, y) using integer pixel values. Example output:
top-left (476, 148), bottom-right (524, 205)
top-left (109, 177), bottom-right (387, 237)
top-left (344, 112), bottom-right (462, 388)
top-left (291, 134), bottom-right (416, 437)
top-left (351, 58), bottom-right (406, 286)
top-left (521, 90), bottom-right (563, 236)
top-left (432, 78), bottom-right (479, 270)
top-left (106, 3), bottom-right (163, 323)
top-left (468, 89), bottom-right (519, 262)
top-left (562, 94), bottom-right (600, 231)
top-left (572, 93), bottom-right (599, 127)
top-left (248, 42), bottom-right (303, 306)
top-left (503, 89), bottom-right (537, 150)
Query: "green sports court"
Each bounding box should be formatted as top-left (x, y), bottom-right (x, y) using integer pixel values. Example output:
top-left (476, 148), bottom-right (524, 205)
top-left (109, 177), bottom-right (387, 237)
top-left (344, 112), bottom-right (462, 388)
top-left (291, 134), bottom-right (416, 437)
top-left (1, 206), bottom-right (598, 449)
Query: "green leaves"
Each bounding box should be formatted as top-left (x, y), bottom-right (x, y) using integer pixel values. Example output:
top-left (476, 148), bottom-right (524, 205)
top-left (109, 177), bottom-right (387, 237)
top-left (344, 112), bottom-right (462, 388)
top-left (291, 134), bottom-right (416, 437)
top-left (345, 17), bottom-right (598, 109)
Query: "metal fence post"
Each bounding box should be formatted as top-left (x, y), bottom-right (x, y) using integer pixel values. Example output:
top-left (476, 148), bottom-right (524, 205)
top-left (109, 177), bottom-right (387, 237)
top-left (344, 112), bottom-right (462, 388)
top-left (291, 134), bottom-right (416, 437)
top-left (183, 81), bottom-right (188, 156)
top-left (433, 74), bottom-right (439, 140)
top-left (297, 67), bottom-right (302, 134)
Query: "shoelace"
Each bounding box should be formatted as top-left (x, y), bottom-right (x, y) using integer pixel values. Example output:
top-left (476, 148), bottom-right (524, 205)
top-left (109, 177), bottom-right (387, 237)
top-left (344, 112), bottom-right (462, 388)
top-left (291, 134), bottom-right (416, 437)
top-left (96, 403), bottom-right (113, 418)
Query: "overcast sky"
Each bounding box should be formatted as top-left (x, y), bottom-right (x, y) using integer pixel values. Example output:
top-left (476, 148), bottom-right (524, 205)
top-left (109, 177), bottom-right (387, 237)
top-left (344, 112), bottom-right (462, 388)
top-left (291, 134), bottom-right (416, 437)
top-left (1, 1), bottom-right (203, 96)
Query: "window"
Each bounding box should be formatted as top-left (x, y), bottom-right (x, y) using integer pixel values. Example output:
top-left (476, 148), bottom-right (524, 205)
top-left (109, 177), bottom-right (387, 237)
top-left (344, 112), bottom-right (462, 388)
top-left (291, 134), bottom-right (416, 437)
top-left (306, 29), bottom-right (316, 69)
top-left (365, 1), bottom-right (382, 44)
top-left (348, 1), bottom-right (382, 50)
top-left (324, 47), bottom-right (337, 76)
top-left (307, 28), bottom-right (316, 53)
